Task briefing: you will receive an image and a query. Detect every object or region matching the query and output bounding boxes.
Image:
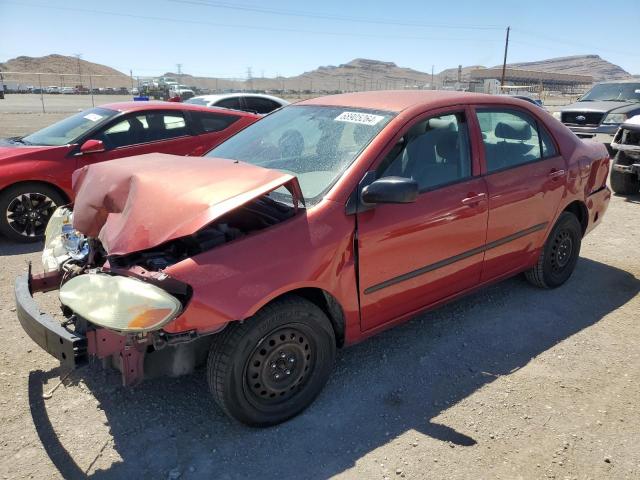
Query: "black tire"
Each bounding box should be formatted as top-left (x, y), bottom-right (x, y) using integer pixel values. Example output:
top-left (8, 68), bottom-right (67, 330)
top-left (0, 183), bottom-right (66, 242)
top-left (525, 212), bottom-right (582, 289)
top-left (207, 296), bottom-right (336, 427)
top-left (610, 167), bottom-right (639, 195)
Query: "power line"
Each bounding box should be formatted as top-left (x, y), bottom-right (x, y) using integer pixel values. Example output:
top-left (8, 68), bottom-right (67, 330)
top-left (0, 1), bottom-right (504, 44)
top-left (171, 0), bottom-right (504, 31)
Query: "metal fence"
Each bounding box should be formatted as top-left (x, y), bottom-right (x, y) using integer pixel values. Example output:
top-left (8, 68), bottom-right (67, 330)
top-left (0, 70), bottom-right (585, 114)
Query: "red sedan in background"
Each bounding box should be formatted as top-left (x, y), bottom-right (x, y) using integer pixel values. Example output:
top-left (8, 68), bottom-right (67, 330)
top-left (0, 102), bottom-right (260, 242)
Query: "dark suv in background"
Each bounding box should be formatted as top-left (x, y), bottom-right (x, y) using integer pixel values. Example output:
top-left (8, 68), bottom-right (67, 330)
top-left (554, 80), bottom-right (640, 150)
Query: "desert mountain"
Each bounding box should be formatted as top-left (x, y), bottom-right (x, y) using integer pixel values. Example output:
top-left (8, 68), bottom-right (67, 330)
top-left (0, 54), bottom-right (633, 91)
top-left (504, 55), bottom-right (631, 82)
top-left (0, 54), bottom-right (130, 88)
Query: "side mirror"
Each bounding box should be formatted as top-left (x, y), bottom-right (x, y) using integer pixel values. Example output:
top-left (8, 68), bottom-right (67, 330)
top-left (79, 139), bottom-right (105, 154)
top-left (361, 177), bottom-right (419, 205)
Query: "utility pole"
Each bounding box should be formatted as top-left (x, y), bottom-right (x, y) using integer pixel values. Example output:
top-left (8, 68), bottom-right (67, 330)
top-left (246, 67), bottom-right (253, 91)
top-left (74, 53), bottom-right (82, 86)
top-left (500, 26), bottom-right (510, 89)
top-left (431, 65), bottom-right (435, 90)
top-left (176, 63), bottom-right (182, 84)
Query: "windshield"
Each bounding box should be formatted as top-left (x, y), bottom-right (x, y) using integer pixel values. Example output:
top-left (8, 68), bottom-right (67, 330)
top-left (580, 83), bottom-right (640, 103)
top-left (22, 107), bottom-right (118, 146)
top-left (207, 105), bottom-right (394, 204)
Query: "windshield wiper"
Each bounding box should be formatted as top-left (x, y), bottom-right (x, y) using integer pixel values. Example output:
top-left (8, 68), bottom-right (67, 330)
top-left (7, 137), bottom-right (32, 145)
top-left (598, 98), bottom-right (626, 102)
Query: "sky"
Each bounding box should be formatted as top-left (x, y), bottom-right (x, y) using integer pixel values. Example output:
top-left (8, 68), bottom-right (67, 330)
top-left (1, 0), bottom-right (639, 79)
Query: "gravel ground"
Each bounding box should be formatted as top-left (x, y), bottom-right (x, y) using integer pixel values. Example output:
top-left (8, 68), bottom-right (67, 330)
top-left (0, 112), bottom-right (639, 480)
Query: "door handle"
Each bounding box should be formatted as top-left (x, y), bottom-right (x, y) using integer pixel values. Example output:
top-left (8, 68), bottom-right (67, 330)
top-left (461, 193), bottom-right (487, 206)
top-left (548, 168), bottom-right (566, 179)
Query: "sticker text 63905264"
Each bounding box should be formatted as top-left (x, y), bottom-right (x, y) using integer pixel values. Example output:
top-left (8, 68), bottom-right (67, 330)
top-left (335, 111), bottom-right (385, 126)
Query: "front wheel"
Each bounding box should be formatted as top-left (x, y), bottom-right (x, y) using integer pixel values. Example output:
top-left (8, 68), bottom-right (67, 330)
top-left (207, 296), bottom-right (336, 426)
top-left (525, 212), bottom-right (582, 289)
top-left (0, 183), bottom-right (66, 242)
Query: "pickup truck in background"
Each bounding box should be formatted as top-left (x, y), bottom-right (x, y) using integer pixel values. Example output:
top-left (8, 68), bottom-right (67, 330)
top-left (610, 115), bottom-right (640, 195)
top-left (553, 80), bottom-right (640, 150)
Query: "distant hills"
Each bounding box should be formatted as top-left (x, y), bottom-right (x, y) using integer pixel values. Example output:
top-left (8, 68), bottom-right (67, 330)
top-left (0, 54), bottom-right (130, 88)
top-left (0, 53), bottom-right (634, 91)
top-left (505, 55), bottom-right (631, 82)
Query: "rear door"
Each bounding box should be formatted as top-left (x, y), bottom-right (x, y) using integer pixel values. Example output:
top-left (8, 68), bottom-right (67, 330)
top-left (473, 107), bottom-right (567, 281)
top-left (357, 107), bottom-right (488, 332)
top-left (189, 110), bottom-right (252, 154)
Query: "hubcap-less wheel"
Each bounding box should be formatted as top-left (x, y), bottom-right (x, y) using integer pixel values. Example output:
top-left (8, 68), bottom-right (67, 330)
top-left (245, 326), bottom-right (314, 406)
top-left (6, 192), bottom-right (57, 238)
top-left (551, 230), bottom-right (573, 271)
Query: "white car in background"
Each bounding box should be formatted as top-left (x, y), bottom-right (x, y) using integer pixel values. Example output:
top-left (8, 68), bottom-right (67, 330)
top-left (184, 93), bottom-right (289, 114)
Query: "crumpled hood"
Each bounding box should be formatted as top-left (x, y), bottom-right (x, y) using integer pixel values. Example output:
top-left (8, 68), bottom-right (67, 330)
top-left (71, 153), bottom-right (302, 255)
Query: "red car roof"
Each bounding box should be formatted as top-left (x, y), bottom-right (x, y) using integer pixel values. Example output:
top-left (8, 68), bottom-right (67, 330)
top-left (299, 90), bottom-right (514, 113)
top-left (98, 101), bottom-right (259, 117)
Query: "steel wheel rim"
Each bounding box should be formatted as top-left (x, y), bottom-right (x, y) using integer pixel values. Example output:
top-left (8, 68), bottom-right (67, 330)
top-left (551, 230), bottom-right (573, 271)
top-left (244, 326), bottom-right (315, 407)
top-left (6, 192), bottom-right (57, 238)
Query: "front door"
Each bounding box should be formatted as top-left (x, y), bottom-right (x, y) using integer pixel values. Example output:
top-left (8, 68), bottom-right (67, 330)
top-left (357, 109), bottom-right (488, 332)
top-left (77, 110), bottom-right (201, 168)
top-left (473, 107), bottom-right (567, 281)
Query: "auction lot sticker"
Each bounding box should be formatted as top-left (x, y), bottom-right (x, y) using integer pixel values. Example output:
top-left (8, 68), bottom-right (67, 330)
top-left (84, 113), bottom-right (103, 122)
top-left (335, 111), bottom-right (384, 125)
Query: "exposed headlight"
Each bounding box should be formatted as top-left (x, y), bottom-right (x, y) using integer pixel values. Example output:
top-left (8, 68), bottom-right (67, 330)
top-left (552, 111), bottom-right (562, 120)
top-left (59, 273), bottom-right (182, 333)
top-left (602, 113), bottom-right (627, 125)
top-left (42, 206), bottom-right (88, 272)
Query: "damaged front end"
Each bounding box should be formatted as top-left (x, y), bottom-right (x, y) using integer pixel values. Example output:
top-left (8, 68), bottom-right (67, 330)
top-left (611, 115), bottom-right (640, 177)
top-left (15, 154), bottom-right (304, 386)
top-left (17, 206), bottom-right (195, 385)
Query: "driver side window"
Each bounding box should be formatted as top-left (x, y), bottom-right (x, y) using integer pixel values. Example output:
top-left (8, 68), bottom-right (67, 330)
top-left (380, 113), bottom-right (471, 192)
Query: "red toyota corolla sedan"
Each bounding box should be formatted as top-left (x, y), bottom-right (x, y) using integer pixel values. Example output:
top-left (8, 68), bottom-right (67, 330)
top-left (15, 91), bottom-right (611, 426)
top-left (0, 102), bottom-right (259, 242)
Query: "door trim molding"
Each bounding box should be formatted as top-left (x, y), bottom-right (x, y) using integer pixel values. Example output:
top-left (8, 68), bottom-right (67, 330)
top-left (363, 222), bottom-right (548, 294)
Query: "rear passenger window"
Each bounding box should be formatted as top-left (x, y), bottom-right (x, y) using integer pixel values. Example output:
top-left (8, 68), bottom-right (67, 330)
top-left (245, 97), bottom-right (281, 114)
top-left (380, 113), bottom-right (471, 191)
top-left (477, 109), bottom-right (553, 172)
top-left (195, 112), bottom-right (240, 132)
top-left (540, 127), bottom-right (558, 157)
top-left (215, 97), bottom-right (242, 110)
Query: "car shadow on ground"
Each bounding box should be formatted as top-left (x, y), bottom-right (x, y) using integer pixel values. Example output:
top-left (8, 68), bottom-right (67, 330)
top-left (27, 257), bottom-right (639, 480)
top-left (621, 192), bottom-right (640, 204)
top-left (0, 237), bottom-right (42, 256)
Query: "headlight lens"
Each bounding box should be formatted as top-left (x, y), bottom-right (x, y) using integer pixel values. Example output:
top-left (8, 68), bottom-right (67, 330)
top-left (59, 273), bottom-right (182, 332)
top-left (602, 113), bottom-right (627, 125)
top-left (552, 111), bottom-right (562, 120)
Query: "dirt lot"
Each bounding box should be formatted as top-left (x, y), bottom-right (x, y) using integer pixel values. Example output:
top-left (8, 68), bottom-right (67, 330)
top-left (0, 110), bottom-right (639, 480)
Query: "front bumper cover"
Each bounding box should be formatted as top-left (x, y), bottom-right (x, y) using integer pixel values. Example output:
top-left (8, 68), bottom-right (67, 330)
top-left (14, 270), bottom-right (87, 370)
top-left (567, 124), bottom-right (618, 143)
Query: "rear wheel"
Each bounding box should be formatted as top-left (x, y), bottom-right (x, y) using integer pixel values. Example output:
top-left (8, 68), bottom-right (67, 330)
top-left (0, 183), bottom-right (66, 242)
top-left (207, 296), bottom-right (336, 426)
top-left (525, 212), bottom-right (582, 289)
